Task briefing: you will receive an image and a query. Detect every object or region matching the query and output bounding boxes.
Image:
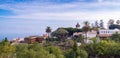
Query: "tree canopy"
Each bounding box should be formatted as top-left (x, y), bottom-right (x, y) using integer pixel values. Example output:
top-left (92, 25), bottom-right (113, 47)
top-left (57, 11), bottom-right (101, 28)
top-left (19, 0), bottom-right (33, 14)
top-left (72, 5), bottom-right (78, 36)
top-left (51, 28), bottom-right (69, 41)
top-left (109, 24), bottom-right (120, 29)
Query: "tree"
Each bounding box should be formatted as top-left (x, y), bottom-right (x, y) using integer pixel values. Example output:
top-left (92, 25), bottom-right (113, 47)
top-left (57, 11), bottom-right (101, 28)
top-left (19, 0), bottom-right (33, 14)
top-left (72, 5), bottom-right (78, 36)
top-left (111, 32), bottom-right (120, 42)
top-left (82, 21), bottom-right (91, 42)
top-left (84, 40), bottom-right (120, 58)
top-left (65, 41), bottom-right (88, 58)
top-left (109, 24), bottom-right (120, 29)
top-left (15, 44), bottom-right (29, 58)
top-left (108, 19), bottom-right (114, 28)
top-left (73, 35), bottom-right (84, 43)
top-left (46, 46), bottom-right (65, 58)
top-left (95, 20), bottom-right (99, 28)
top-left (96, 40), bottom-right (120, 58)
top-left (51, 28), bottom-right (69, 41)
top-left (116, 20), bottom-right (120, 25)
top-left (0, 40), bottom-right (16, 58)
top-left (15, 43), bottom-right (56, 58)
top-left (4, 37), bottom-right (8, 42)
top-left (91, 23), bottom-right (94, 29)
top-left (63, 27), bottom-right (82, 36)
top-left (99, 20), bottom-right (104, 29)
top-left (64, 39), bottom-right (74, 48)
top-left (46, 26), bottom-right (52, 38)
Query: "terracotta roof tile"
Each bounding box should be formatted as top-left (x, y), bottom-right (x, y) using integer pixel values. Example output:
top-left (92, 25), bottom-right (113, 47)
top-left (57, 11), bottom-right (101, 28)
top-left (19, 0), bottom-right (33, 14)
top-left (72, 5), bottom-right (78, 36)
top-left (98, 34), bottom-right (112, 37)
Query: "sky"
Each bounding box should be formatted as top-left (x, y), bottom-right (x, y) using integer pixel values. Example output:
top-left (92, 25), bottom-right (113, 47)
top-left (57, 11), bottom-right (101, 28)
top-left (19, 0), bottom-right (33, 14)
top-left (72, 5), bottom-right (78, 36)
top-left (0, 0), bottom-right (120, 39)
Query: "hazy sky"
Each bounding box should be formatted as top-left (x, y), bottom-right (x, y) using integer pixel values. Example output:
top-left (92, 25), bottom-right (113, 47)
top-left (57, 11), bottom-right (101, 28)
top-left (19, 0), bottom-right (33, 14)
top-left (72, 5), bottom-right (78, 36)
top-left (0, 0), bottom-right (120, 39)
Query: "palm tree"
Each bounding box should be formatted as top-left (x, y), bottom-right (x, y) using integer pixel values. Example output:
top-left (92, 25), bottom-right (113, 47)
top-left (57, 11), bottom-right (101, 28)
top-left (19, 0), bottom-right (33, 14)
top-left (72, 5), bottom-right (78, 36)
top-left (82, 21), bottom-right (90, 43)
top-left (46, 26), bottom-right (52, 38)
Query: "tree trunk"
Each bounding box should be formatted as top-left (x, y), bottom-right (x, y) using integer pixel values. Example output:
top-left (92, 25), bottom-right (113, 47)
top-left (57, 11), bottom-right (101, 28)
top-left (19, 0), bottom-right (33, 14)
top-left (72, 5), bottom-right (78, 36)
top-left (85, 32), bottom-right (87, 43)
top-left (48, 33), bottom-right (50, 38)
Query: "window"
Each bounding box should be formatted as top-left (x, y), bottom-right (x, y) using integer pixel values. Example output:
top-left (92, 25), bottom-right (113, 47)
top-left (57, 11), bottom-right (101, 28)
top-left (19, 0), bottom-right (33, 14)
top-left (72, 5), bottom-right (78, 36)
top-left (101, 31), bottom-right (103, 33)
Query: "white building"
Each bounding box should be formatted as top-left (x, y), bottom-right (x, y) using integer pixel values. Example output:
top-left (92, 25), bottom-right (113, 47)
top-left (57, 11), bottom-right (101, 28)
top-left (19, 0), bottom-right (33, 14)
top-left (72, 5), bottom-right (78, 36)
top-left (83, 31), bottom-right (97, 39)
top-left (73, 30), bottom-right (97, 39)
top-left (98, 29), bottom-right (120, 38)
top-left (99, 29), bottom-right (120, 35)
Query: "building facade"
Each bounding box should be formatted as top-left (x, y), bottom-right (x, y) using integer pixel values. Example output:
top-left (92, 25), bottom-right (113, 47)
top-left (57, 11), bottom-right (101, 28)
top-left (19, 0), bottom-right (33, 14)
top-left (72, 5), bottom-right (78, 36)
top-left (98, 29), bottom-right (120, 38)
top-left (73, 30), bottom-right (97, 39)
top-left (24, 36), bottom-right (44, 44)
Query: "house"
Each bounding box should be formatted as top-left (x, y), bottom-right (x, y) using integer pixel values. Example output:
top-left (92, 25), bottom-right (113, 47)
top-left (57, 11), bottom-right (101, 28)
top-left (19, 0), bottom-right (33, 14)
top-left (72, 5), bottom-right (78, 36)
top-left (24, 36), bottom-right (44, 44)
top-left (98, 29), bottom-right (120, 39)
top-left (43, 34), bottom-right (48, 39)
top-left (73, 30), bottom-right (97, 39)
top-left (83, 31), bottom-right (97, 39)
top-left (10, 38), bottom-right (24, 45)
top-left (11, 38), bottom-right (24, 43)
top-left (73, 30), bottom-right (97, 44)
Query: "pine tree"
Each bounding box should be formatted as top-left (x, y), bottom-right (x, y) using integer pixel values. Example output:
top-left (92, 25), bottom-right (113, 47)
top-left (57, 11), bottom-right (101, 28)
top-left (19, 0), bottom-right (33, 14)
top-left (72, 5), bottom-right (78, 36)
top-left (116, 20), bottom-right (120, 25)
top-left (100, 20), bottom-right (104, 29)
top-left (95, 20), bottom-right (99, 28)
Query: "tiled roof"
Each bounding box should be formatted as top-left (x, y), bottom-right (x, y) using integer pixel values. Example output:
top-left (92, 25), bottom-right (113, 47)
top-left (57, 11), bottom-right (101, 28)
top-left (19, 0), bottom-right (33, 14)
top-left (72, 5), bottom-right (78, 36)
top-left (98, 34), bottom-right (112, 37)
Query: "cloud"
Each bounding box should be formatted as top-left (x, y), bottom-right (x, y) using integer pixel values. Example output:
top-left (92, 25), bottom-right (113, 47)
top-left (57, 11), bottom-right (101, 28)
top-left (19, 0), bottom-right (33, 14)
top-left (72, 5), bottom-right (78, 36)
top-left (0, 0), bottom-right (120, 20)
top-left (1, 0), bottom-right (120, 37)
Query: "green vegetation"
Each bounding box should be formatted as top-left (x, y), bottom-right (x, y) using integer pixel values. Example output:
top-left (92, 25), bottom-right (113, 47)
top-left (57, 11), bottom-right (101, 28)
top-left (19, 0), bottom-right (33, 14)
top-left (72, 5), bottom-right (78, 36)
top-left (108, 19), bottom-right (120, 29)
top-left (82, 21), bottom-right (91, 43)
top-left (51, 28), bottom-right (69, 41)
top-left (0, 39), bottom-right (15, 58)
top-left (1, 37), bottom-right (120, 58)
top-left (2, 21), bottom-right (120, 58)
top-left (109, 24), bottom-right (120, 29)
top-left (73, 35), bottom-right (84, 43)
top-left (84, 40), bottom-right (120, 58)
top-left (82, 21), bottom-right (91, 33)
top-left (46, 46), bottom-right (65, 58)
top-left (110, 32), bottom-right (120, 42)
top-left (63, 27), bottom-right (82, 36)
top-left (65, 41), bottom-right (88, 58)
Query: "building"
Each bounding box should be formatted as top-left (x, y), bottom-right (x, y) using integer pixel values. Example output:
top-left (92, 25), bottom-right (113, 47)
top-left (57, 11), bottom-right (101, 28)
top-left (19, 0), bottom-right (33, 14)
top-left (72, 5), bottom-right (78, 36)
top-left (83, 31), bottom-right (97, 39)
top-left (10, 38), bottom-right (24, 45)
top-left (11, 38), bottom-right (24, 43)
top-left (98, 29), bottom-right (120, 39)
top-left (43, 34), bottom-right (48, 39)
top-left (24, 36), bottom-right (44, 44)
top-left (73, 30), bottom-right (97, 44)
top-left (73, 30), bottom-right (97, 39)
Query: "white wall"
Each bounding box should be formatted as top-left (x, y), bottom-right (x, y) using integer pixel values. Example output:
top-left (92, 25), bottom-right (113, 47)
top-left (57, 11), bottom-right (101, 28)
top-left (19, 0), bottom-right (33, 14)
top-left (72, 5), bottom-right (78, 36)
top-left (99, 29), bottom-right (120, 35)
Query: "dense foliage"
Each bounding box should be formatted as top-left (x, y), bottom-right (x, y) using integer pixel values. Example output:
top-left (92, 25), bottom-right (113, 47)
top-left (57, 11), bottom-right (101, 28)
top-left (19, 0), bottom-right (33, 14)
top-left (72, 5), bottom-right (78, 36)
top-left (0, 39), bottom-right (15, 58)
top-left (63, 27), bottom-right (82, 36)
top-left (51, 28), bottom-right (69, 41)
top-left (1, 36), bottom-right (120, 58)
top-left (84, 40), bottom-right (120, 58)
top-left (109, 24), bottom-right (120, 29)
top-left (65, 41), bottom-right (88, 58)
